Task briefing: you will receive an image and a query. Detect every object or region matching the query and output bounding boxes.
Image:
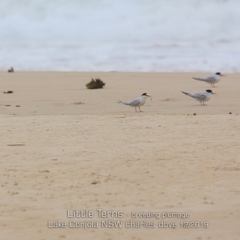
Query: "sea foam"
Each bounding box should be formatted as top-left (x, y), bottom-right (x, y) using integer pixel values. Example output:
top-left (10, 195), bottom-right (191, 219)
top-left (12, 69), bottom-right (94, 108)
top-left (0, 0), bottom-right (239, 72)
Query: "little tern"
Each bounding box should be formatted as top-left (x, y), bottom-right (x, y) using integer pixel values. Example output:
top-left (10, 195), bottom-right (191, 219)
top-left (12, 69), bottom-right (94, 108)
top-left (118, 93), bottom-right (152, 112)
top-left (193, 72), bottom-right (225, 87)
top-left (181, 89), bottom-right (216, 105)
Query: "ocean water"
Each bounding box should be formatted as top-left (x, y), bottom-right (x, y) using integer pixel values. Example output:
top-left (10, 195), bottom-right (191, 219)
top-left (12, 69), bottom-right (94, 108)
top-left (0, 0), bottom-right (240, 72)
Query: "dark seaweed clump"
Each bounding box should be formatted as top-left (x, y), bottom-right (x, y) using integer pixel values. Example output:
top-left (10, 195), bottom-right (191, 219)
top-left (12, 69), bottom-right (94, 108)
top-left (86, 78), bottom-right (105, 89)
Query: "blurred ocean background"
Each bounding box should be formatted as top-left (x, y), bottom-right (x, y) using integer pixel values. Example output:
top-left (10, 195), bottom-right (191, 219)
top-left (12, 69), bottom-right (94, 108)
top-left (0, 0), bottom-right (240, 72)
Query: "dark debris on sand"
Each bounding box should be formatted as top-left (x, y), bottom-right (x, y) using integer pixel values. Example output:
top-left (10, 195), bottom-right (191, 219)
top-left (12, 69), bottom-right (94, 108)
top-left (86, 78), bottom-right (105, 89)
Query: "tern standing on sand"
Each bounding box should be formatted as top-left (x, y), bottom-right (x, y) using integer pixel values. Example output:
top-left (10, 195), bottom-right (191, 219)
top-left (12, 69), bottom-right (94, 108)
top-left (181, 89), bottom-right (216, 106)
top-left (118, 93), bottom-right (152, 112)
top-left (193, 72), bottom-right (225, 87)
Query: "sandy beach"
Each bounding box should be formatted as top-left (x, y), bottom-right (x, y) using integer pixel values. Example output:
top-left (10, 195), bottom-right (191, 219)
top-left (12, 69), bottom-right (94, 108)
top-left (0, 72), bottom-right (239, 240)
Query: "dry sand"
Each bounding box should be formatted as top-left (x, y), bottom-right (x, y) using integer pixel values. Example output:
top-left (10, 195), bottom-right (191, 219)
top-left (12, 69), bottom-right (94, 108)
top-left (0, 72), bottom-right (240, 240)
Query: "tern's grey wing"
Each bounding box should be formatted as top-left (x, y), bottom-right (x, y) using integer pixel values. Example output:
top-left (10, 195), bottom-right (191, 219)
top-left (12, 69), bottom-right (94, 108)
top-left (193, 76), bottom-right (215, 82)
top-left (191, 92), bottom-right (207, 100)
top-left (127, 98), bottom-right (141, 106)
top-left (205, 76), bottom-right (216, 81)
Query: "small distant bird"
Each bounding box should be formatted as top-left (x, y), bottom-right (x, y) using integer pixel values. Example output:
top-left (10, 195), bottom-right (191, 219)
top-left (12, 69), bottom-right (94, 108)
top-left (118, 93), bottom-right (152, 112)
top-left (181, 89), bottom-right (216, 105)
top-left (8, 67), bottom-right (14, 73)
top-left (193, 72), bottom-right (225, 87)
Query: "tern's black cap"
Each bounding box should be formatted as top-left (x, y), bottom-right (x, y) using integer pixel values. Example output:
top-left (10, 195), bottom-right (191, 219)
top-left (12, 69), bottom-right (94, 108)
top-left (141, 93), bottom-right (148, 96)
top-left (215, 72), bottom-right (221, 75)
top-left (206, 89), bottom-right (213, 93)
